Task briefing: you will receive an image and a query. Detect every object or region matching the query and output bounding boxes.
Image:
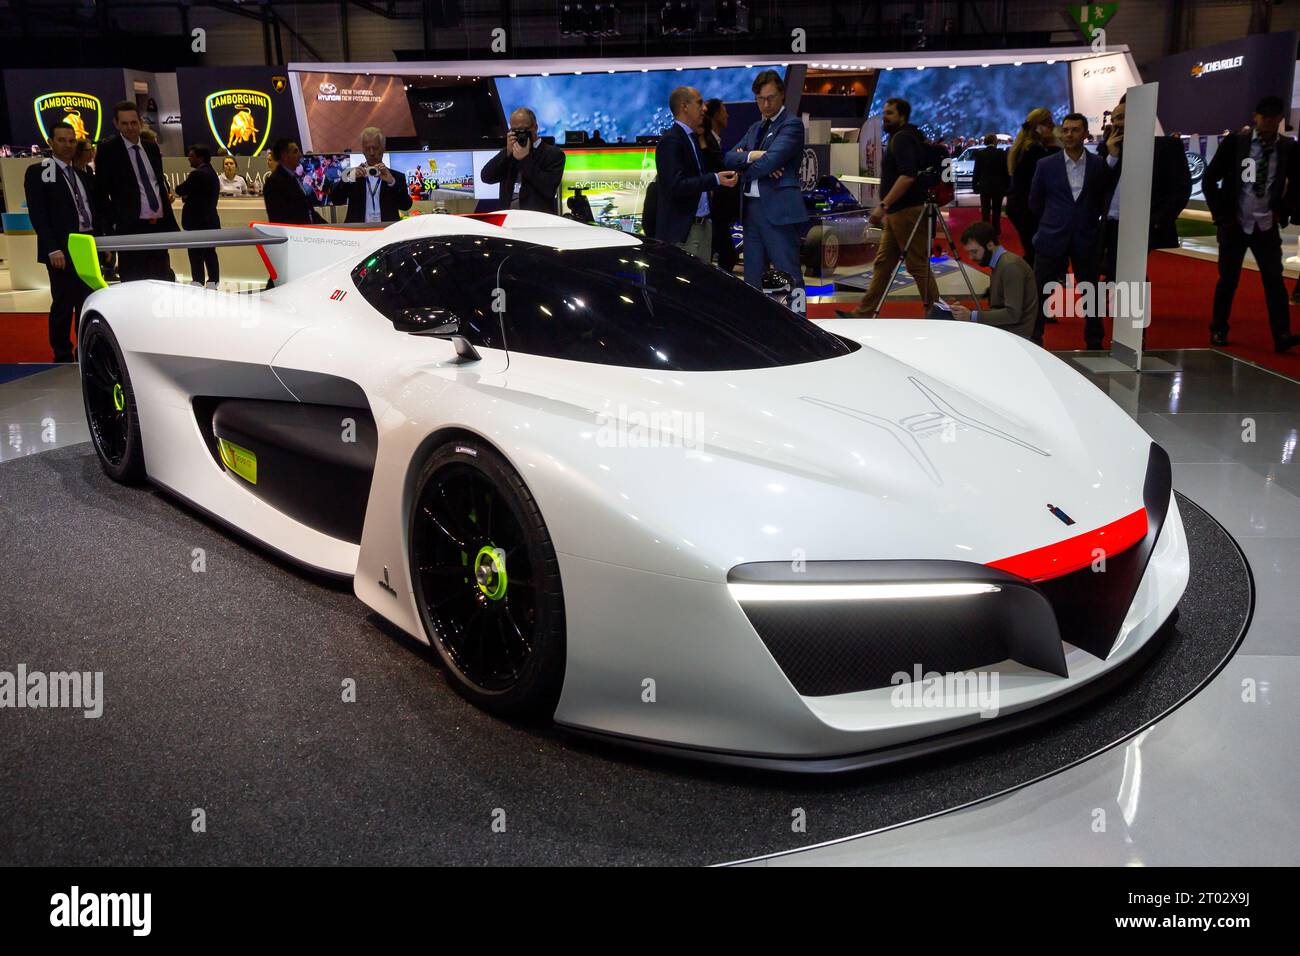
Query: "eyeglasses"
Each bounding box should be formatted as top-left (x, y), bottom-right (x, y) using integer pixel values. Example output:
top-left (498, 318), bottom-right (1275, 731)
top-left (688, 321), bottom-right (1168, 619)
top-left (755, 94), bottom-right (781, 104)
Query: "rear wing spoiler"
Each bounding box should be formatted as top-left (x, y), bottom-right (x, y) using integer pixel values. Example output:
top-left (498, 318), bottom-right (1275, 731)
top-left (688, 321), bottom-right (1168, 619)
top-left (68, 221), bottom-right (382, 290)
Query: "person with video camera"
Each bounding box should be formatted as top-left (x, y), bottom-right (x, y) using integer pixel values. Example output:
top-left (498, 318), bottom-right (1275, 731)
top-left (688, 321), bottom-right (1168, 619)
top-left (481, 107), bottom-right (566, 214)
top-left (838, 97), bottom-right (940, 316)
top-left (330, 126), bottom-right (412, 224)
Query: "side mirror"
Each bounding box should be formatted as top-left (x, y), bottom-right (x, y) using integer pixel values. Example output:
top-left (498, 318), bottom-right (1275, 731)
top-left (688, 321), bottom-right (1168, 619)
top-left (396, 309), bottom-right (482, 363)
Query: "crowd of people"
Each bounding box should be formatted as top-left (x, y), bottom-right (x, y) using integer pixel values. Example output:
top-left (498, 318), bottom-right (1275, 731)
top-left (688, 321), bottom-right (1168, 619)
top-left (17, 81), bottom-right (1300, 363)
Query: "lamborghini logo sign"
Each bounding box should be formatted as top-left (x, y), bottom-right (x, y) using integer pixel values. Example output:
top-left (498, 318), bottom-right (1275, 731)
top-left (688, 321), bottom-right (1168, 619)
top-left (34, 92), bottom-right (102, 143)
top-left (205, 89), bottom-right (272, 156)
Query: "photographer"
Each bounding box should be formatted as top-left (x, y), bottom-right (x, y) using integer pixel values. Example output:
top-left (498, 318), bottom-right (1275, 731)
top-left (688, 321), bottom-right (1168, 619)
top-left (838, 97), bottom-right (939, 316)
top-left (481, 107), bottom-right (566, 214)
top-left (331, 127), bottom-right (412, 223)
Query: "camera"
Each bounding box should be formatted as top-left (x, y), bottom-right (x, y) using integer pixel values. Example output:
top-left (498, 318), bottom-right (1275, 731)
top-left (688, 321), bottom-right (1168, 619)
top-left (511, 128), bottom-right (531, 147)
top-left (365, 165), bottom-right (380, 177)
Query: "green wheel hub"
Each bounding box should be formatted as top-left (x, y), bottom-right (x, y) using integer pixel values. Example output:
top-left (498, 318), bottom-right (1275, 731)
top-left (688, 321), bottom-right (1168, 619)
top-left (112, 382), bottom-right (124, 412)
top-left (474, 545), bottom-right (508, 601)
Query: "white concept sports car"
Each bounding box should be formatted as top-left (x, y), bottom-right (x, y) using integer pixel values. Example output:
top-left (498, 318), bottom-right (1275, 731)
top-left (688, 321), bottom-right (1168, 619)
top-left (69, 211), bottom-right (1189, 771)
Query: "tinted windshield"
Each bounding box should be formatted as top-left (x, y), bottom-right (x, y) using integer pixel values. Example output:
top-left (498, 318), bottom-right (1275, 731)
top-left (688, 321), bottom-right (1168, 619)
top-left (496, 242), bottom-right (856, 371)
top-left (353, 236), bottom-right (857, 371)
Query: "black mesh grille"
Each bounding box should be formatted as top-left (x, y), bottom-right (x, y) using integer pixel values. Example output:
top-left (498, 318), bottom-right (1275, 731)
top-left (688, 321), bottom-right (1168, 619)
top-left (734, 443), bottom-right (1173, 698)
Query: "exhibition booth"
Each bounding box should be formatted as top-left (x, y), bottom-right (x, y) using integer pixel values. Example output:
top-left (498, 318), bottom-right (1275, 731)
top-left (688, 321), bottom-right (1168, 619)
top-left (2, 46), bottom-right (1128, 296)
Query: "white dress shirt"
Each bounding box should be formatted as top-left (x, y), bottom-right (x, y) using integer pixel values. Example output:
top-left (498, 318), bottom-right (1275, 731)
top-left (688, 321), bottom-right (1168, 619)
top-left (53, 157), bottom-right (93, 231)
top-left (1063, 149), bottom-right (1087, 201)
top-left (125, 139), bottom-right (164, 219)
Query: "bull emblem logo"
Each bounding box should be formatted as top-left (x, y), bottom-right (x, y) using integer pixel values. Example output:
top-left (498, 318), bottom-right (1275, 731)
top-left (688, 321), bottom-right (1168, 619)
top-left (34, 92), bottom-right (102, 144)
top-left (226, 107), bottom-right (260, 148)
top-left (204, 89), bottom-right (272, 157)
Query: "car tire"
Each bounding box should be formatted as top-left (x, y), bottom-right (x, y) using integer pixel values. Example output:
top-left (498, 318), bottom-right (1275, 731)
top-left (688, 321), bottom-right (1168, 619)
top-left (79, 314), bottom-right (146, 484)
top-left (408, 437), bottom-right (566, 720)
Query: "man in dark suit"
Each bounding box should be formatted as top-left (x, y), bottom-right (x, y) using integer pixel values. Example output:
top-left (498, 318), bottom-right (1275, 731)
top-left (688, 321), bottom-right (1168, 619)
top-left (1202, 96), bottom-right (1297, 352)
top-left (972, 134), bottom-right (1009, 236)
top-left (480, 107), bottom-right (566, 214)
top-left (1029, 112), bottom-right (1114, 348)
top-left (724, 70), bottom-right (809, 295)
top-left (329, 126), bottom-right (413, 223)
top-left (175, 144), bottom-right (223, 287)
top-left (94, 100), bottom-right (178, 282)
top-left (24, 122), bottom-right (99, 362)
top-left (1097, 98), bottom-right (1192, 341)
top-left (262, 138), bottom-right (326, 225)
top-left (654, 87), bottom-right (739, 261)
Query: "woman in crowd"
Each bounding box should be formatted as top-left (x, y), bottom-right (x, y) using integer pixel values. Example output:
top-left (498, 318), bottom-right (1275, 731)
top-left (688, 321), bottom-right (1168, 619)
top-left (1004, 107), bottom-right (1059, 268)
top-left (218, 155), bottom-right (247, 196)
top-left (175, 144), bottom-right (222, 289)
top-left (700, 97), bottom-right (740, 272)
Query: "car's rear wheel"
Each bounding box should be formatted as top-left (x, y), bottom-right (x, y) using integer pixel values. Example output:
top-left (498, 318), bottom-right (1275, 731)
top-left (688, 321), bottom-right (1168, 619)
top-left (80, 314), bottom-right (145, 484)
top-left (409, 438), bottom-right (566, 719)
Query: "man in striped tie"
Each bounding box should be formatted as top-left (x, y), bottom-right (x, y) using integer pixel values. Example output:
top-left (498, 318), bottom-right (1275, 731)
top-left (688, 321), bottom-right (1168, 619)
top-left (93, 100), bottom-right (178, 282)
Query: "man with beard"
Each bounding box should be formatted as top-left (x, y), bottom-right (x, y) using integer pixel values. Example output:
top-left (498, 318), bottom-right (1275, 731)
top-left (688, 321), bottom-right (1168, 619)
top-left (949, 220), bottom-right (1037, 339)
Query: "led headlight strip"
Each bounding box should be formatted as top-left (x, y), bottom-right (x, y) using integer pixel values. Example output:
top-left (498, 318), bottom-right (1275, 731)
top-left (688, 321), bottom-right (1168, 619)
top-left (727, 581), bottom-right (1002, 603)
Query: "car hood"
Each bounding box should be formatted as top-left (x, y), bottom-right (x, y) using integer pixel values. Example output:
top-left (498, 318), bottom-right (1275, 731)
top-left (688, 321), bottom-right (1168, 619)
top-left (490, 324), bottom-right (1154, 581)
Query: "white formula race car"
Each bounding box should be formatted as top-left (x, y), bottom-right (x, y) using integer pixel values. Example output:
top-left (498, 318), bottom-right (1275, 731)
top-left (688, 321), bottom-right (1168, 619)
top-left (69, 211), bottom-right (1188, 772)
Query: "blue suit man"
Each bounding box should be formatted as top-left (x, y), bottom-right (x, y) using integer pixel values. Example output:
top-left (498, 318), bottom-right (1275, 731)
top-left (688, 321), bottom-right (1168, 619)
top-left (725, 70), bottom-right (808, 293)
top-left (1029, 112), bottom-right (1114, 347)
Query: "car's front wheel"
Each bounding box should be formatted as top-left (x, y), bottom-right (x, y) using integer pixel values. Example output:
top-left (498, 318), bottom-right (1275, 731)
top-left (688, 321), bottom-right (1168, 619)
top-left (408, 438), bottom-right (566, 719)
top-left (80, 314), bottom-right (146, 484)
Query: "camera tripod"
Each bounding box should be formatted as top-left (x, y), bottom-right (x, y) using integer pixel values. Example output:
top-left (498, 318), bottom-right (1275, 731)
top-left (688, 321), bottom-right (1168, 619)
top-left (868, 192), bottom-right (981, 318)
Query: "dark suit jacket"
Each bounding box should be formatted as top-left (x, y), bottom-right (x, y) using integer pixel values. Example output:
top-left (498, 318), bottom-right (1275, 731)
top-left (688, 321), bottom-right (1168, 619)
top-left (654, 122), bottom-right (718, 243)
top-left (175, 162), bottom-right (222, 231)
top-left (724, 109), bottom-right (808, 226)
top-left (24, 159), bottom-right (99, 264)
top-left (973, 146), bottom-right (1010, 195)
top-left (1100, 137), bottom-right (1192, 249)
top-left (480, 140), bottom-right (566, 213)
top-left (1028, 149), bottom-right (1113, 258)
top-left (330, 169), bottom-right (413, 223)
top-left (94, 134), bottom-right (177, 234)
top-left (262, 166), bottom-right (326, 224)
top-left (1202, 130), bottom-right (1293, 230)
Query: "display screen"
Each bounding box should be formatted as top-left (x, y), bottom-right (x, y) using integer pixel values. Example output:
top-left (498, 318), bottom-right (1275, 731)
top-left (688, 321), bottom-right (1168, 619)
top-left (297, 71), bottom-right (417, 153)
top-left (176, 67), bottom-right (301, 158)
top-left (350, 150), bottom-right (477, 201)
top-left (495, 66), bottom-right (782, 142)
top-left (870, 62), bottom-right (1070, 141)
top-left (406, 79), bottom-right (507, 149)
top-left (560, 147), bottom-right (656, 232)
top-left (292, 153), bottom-right (352, 204)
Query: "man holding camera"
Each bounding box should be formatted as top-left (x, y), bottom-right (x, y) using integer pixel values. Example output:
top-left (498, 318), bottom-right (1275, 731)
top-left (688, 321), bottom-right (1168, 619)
top-left (331, 127), bottom-right (413, 223)
top-left (481, 108), bottom-right (566, 214)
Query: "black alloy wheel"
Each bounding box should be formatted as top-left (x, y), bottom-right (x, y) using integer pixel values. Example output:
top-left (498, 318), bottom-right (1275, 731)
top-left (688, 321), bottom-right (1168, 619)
top-left (79, 315), bottom-right (145, 483)
top-left (409, 439), bottom-right (565, 718)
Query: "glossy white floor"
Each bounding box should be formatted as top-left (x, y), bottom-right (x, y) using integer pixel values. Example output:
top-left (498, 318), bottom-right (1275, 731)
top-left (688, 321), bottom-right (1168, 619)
top-left (2, 349), bottom-right (1296, 866)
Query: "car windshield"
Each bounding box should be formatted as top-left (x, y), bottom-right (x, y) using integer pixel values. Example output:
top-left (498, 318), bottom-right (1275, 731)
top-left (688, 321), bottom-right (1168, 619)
top-left (494, 241), bottom-right (857, 371)
top-left (353, 235), bottom-right (858, 372)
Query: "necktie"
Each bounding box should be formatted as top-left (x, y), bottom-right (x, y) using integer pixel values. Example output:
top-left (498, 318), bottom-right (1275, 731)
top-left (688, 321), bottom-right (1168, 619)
top-left (757, 118), bottom-right (772, 147)
top-left (63, 167), bottom-right (91, 229)
top-left (133, 144), bottom-right (160, 213)
top-left (1253, 145), bottom-right (1273, 198)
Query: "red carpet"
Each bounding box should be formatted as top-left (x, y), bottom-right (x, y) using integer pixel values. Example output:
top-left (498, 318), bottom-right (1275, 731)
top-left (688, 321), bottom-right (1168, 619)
top-left (811, 204), bottom-right (1300, 379)
top-left (4, 220), bottom-right (1298, 378)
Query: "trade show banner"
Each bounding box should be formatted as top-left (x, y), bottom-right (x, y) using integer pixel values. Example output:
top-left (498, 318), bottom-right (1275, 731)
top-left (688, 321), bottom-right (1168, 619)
top-left (859, 114), bottom-right (882, 207)
top-left (176, 67), bottom-right (300, 158)
top-left (1111, 82), bottom-right (1157, 371)
top-left (2, 68), bottom-right (128, 146)
top-left (1146, 31), bottom-right (1297, 134)
top-left (1070, 53), bottom-right (1143, 136)
top-left (296, 71), bottom-right (416, 153)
